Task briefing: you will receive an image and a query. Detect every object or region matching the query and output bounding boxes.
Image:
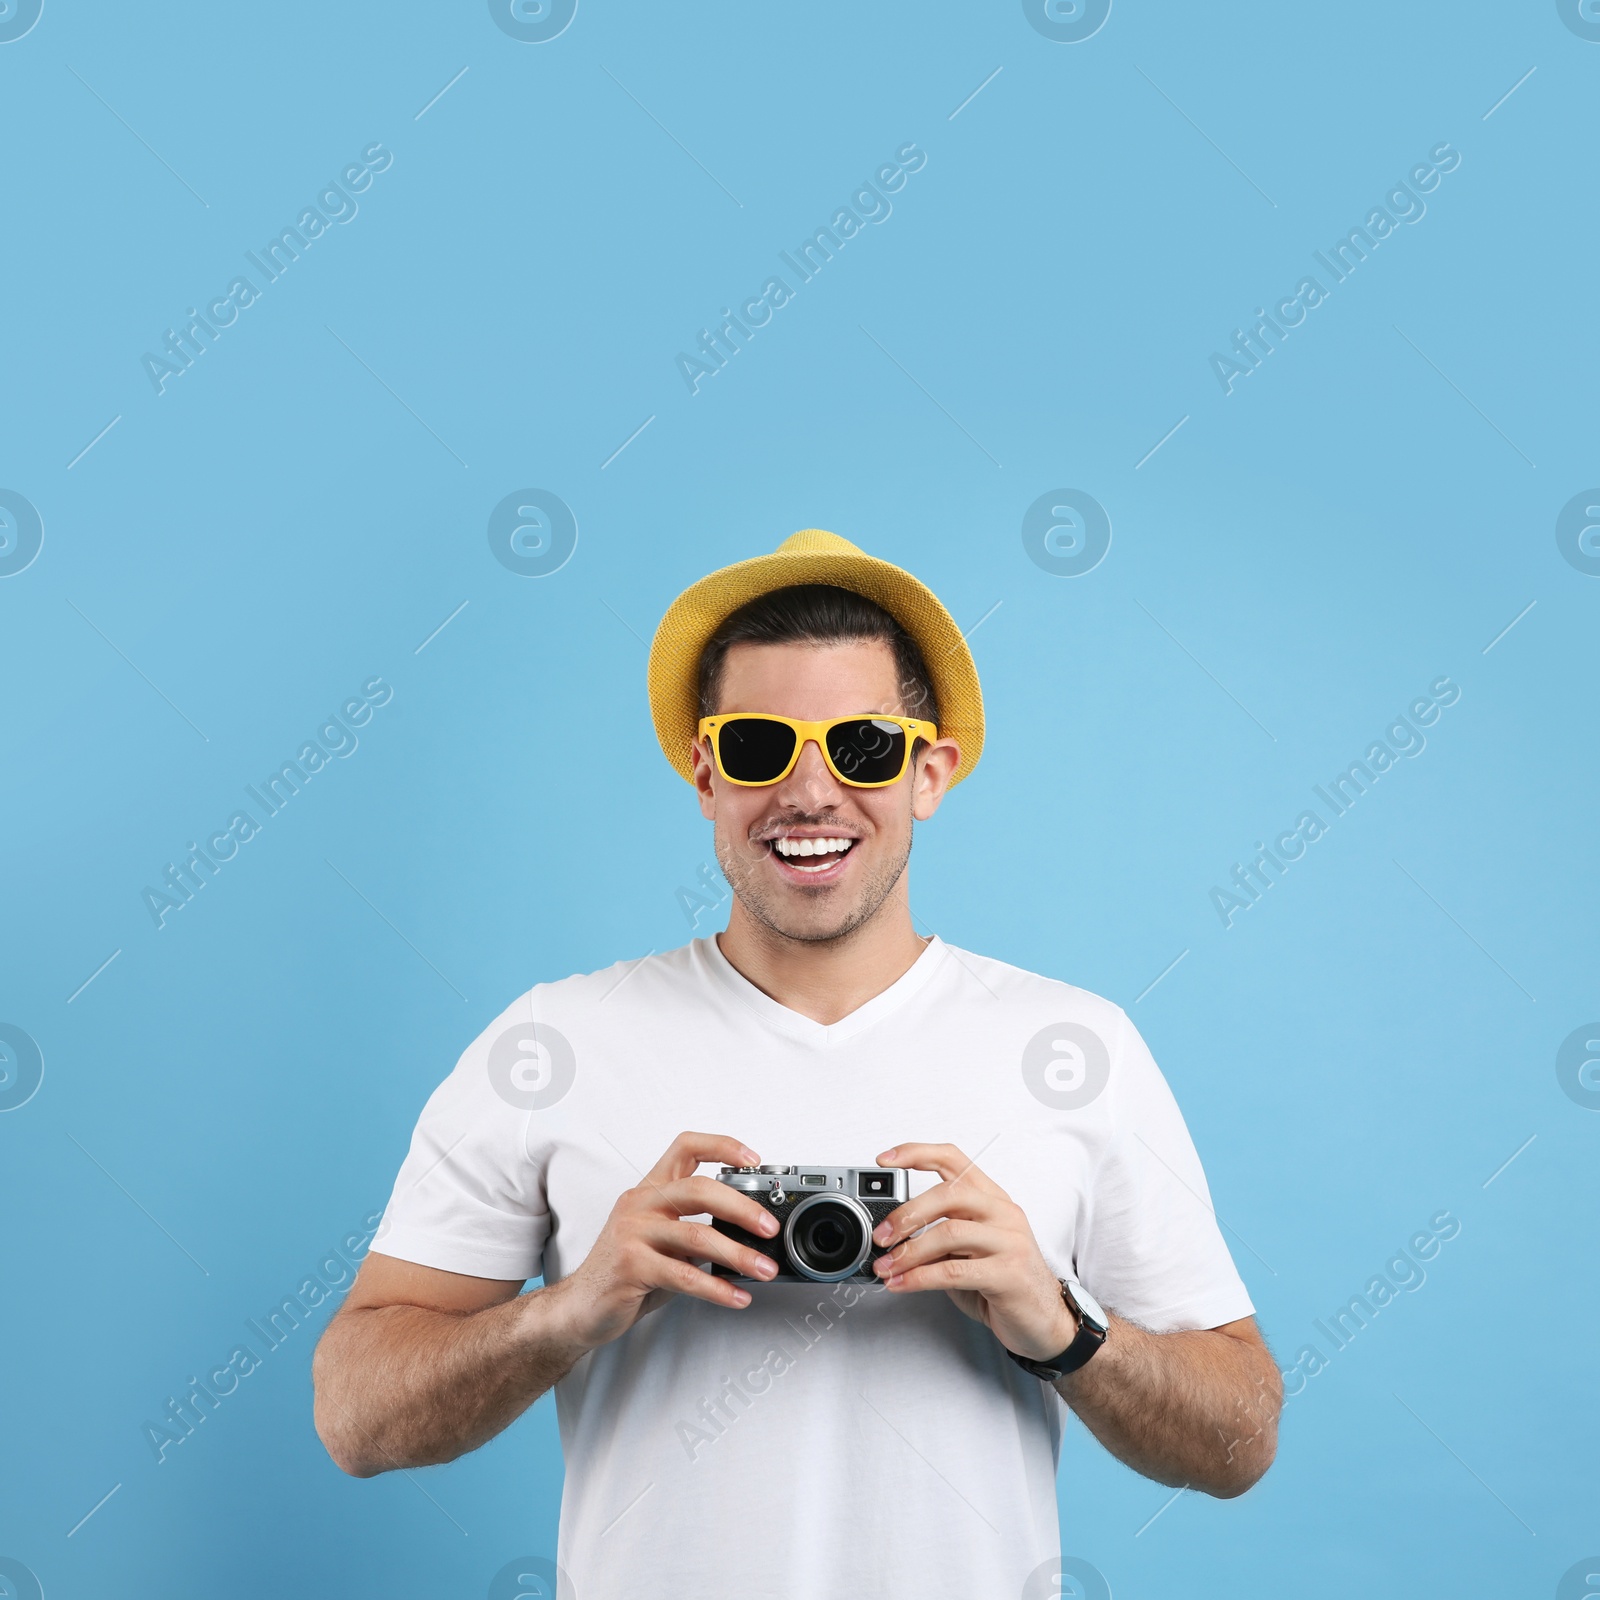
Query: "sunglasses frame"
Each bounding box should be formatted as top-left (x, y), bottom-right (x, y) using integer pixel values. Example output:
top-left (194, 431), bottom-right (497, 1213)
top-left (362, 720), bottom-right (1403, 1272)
top-left (696, 713), bottom-right (940, 789)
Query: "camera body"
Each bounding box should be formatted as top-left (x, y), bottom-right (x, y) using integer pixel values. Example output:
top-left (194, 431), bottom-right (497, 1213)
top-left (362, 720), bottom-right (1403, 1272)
top-left (710, 1164), bottom-right (909, 1283)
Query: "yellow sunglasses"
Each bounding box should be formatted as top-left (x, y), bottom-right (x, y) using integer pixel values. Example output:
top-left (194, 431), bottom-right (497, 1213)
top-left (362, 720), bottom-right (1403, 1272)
top-left (697, 713), bottom-right (938, 788)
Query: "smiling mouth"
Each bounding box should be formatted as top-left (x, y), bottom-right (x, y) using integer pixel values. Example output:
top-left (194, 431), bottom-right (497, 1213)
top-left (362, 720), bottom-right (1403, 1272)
top-left (765, 835), bottom-right (858, 875)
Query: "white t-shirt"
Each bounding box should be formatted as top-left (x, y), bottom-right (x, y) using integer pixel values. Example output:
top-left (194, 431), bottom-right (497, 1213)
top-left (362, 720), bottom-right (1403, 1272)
top-left (374, 935), bottom-right (1253, 1599)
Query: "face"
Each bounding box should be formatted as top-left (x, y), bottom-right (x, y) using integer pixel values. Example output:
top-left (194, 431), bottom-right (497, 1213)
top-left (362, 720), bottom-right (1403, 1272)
top-left (691, 639), bottom-right (961, 945)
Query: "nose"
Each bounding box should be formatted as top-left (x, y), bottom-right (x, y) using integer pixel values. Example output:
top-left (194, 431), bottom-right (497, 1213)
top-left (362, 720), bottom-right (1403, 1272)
top-left (779, 734), bottom-right (843, 809)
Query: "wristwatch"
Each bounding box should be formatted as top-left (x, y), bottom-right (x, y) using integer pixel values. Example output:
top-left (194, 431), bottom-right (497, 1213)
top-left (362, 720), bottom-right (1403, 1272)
top-left (1004, 1275), bottom-right (1109, 1381)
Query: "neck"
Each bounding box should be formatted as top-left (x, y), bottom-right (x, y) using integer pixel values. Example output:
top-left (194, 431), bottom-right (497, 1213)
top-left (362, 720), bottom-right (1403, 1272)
top-left (715, 889), bottom-right (931, 1026)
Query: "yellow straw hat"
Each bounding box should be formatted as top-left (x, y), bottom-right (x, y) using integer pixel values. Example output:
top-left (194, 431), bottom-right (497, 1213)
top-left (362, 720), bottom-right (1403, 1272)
top-left (647, 528), bottom-right (985, 787)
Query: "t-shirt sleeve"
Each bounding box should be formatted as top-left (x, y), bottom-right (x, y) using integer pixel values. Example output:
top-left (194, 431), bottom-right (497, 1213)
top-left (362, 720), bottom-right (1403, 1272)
top-left (1076, 1007), bottom-right (1256, 1333)
top-left (370, 997), bottom-right (551, 1282)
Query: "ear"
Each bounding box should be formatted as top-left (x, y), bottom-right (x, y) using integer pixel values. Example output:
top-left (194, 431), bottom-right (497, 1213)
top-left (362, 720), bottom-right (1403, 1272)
top-left (910, 737), bottom-right (961, 821)
top-left (691, 737), bottom-right (718, 819)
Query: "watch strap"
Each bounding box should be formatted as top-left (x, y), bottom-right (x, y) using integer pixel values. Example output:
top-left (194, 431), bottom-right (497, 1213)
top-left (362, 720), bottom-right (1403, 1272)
top-left (1004, 1279), bottom-right (1107, 1381)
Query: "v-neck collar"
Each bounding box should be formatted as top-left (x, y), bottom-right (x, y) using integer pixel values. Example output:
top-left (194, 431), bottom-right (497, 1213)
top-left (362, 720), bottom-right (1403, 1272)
top-left (695, 932), bottom-right (950, 1048)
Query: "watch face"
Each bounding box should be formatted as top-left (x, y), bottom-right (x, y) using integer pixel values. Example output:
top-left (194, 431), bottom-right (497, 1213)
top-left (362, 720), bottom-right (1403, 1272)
top-left (1065, 1277), bottom-right (1108, 1334)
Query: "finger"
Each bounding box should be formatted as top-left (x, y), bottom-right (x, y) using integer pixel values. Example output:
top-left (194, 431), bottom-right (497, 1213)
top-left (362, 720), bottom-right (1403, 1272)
top-left (872, 1188), bottom-right (1011, 1247)
top-left (643, 1217), bottom-right (781, 1282)
top-left (880, 1256), bottom-right (993, 1293)
top-left (645, 1131), bottom-right (760, 1187)
top-left (877, 1142), bottom-right (1002, 1194)
top-left (874, 1218), bottom-right (998, 1276)
top-left (648, 1175), bottom-right (783, 1243)
top-left (641, 1251), bottom-right (756, 1309)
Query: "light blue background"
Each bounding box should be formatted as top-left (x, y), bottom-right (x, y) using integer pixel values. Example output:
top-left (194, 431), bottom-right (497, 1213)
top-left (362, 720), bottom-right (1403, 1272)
top-left (2, 2), bottom-right (1595, 1595)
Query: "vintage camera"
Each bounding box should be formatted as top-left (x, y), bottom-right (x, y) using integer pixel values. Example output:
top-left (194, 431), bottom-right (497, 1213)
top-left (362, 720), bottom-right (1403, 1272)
top-left (710, 1164), bottom-right (909, 1283)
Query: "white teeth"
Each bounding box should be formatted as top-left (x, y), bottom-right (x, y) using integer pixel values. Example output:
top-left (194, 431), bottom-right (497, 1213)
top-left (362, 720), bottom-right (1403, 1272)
top-left (773, 836), bottom-right (854, 860)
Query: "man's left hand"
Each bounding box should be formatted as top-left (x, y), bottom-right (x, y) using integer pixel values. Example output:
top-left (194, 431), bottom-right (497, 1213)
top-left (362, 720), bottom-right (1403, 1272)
top-left (872, 1142), bottom-right (1076, 1364)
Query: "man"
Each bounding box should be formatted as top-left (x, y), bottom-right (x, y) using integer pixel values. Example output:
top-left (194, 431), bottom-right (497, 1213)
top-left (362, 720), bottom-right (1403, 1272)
top-left (313, 529), bottom-right (1280, 1597)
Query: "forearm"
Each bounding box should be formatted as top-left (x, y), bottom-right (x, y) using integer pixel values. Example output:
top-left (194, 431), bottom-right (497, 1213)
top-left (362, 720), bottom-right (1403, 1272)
top-left (313, 1281), bottom-right (589, 1476)
top-left (1056, 1313), bottom-right (1280, 1496)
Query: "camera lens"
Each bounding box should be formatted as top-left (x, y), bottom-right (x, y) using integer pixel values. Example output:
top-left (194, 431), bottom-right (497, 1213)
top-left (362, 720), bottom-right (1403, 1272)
top-left (785, 1195), bottom-right (870, 1281)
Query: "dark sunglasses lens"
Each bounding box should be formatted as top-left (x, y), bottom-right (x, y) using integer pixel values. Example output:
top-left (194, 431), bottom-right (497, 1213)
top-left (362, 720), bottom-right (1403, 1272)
top-left (717, 718), bottom-right (798, 783)
top-left (826, 719), bottom-right (907, 785)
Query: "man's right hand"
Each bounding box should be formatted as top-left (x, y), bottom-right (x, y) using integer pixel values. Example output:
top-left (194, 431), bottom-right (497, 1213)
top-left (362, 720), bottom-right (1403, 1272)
top-left (314, 1131), bottom-right (784, 1477)
top-left (546, 1131), bottom-right (783, 1352)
